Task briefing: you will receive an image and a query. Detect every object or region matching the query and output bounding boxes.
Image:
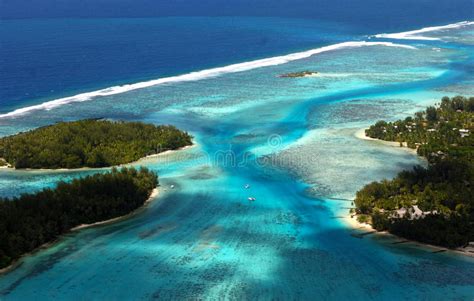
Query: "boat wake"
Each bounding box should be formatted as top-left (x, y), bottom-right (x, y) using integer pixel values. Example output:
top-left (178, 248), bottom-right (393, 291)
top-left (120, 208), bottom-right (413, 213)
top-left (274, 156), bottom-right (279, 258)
top-left (0, 41), bottom-right (414, 119)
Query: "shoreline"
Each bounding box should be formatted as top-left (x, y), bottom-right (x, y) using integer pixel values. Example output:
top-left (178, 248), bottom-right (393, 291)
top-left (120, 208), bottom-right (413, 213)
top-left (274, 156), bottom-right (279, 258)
top-left (71, 188), bottom-right (159, 231)
top-left (348, 127), bottom-right (473, 258)
top-left (138, 143), bottom-right (196, 161)
top-left (344, 213), bottom-right (474, 259)
top-left (0, 143), bottom-right (195, 173)
top-left (0, 187), bottom-right (159, 276)
top-left (354, 128), bottom-right (418, 155)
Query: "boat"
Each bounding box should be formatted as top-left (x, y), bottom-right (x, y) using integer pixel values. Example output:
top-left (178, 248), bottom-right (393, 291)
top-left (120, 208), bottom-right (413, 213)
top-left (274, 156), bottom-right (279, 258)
top-left (248, 197), bottom-right (256, 201)
top-left (244, 184), bottom-right (250, 189)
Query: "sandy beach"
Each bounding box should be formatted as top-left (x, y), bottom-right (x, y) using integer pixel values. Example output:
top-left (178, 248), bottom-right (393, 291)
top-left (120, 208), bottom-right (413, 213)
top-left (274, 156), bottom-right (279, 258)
top-left (354, 128), bottom-right (418, 155)
top-left (0, 143), bottom-right (195, 173)
top-left (347, 127), bottom-right (474, 258)
top-left (343, 193), bottom-right (474, 259)
top-left (137, 143), bottom-right (196, 161)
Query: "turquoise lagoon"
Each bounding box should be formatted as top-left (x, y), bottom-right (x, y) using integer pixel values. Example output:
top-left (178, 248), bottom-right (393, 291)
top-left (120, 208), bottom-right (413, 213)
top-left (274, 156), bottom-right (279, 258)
top-left (1, 23), bottom-right (474, 300)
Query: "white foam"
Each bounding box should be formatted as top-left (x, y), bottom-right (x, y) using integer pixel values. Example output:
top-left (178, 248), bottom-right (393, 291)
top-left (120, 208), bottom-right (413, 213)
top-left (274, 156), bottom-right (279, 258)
top-left (374, 21), bottom-right (474, 41)
top-left (0, 41), bottom-right (416, 119)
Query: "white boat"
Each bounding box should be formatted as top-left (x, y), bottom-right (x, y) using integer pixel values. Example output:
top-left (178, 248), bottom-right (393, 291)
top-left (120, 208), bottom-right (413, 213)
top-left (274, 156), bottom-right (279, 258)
top-left (244, 184), bottom-right (250, 189)
top-left (170, 185), bottom-right (175, 189)
top-left (247, 197), bottom-right (256, 201)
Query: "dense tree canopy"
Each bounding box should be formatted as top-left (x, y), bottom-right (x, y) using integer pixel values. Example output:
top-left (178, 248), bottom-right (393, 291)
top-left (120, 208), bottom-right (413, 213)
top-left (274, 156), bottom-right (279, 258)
top-left (0, 167), bottom-right (158, 269)
top-left (0, 119), bottom-right (193, 169)
top-left (355, 96), bottom-right (473, 248)
top-left (365, 95), bottom-right (473, 163)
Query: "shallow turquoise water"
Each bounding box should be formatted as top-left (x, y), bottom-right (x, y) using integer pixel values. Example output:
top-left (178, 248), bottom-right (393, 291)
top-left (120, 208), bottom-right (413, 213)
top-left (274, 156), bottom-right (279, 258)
top-left (0, 24), bottom-right (474, 300)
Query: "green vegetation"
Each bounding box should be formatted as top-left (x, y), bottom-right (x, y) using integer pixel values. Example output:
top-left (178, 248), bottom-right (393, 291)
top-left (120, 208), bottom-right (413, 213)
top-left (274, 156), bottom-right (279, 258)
top-left (366, 96), bottom-right (473, 163)
top-left (279, 71), bottom-right (318, 78)
top-left (0, 119), bottom-right (192, 169)
top-left (355, 96), bottom-right (474, 248)
top-left (0, 167), bottom-right (158, 269)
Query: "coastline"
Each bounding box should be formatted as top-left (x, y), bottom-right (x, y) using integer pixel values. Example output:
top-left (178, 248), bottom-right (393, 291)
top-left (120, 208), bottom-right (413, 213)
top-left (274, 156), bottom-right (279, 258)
top-left (0, 143), bottom-right (195, 173)
top-left (71, 188), bottom-right (159, 231)
top-left (344, 214), bottom-right (474, 259)
top-left (138, 144), bottom-right (196, 161)
top-left (354, 128), bottom-right (418, 155)
top-left (349, 127), bottom-right (473, 258)
top-left (0, 187), bottom-right (159, 276)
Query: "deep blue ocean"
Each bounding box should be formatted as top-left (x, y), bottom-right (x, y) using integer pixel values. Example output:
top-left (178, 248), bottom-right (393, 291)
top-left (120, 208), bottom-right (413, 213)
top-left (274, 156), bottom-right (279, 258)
top-left (1, 0), bottom-right (473, 113)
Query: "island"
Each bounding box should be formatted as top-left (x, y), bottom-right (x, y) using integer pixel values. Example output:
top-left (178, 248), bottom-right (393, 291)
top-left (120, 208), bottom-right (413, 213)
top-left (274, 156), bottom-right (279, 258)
top-left (0, 167), bottom-right (158, 270)
top-left (354, 96), bottom-right (473, 248)
top-left (279, 71), bottom-right (318, 78)
top-left (0, 119), bottom-right (193, 169)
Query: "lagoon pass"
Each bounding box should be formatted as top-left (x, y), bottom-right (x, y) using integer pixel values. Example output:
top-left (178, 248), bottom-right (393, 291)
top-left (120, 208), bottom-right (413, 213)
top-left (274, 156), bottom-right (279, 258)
top-left (1, 22), bottom-right (474, 300)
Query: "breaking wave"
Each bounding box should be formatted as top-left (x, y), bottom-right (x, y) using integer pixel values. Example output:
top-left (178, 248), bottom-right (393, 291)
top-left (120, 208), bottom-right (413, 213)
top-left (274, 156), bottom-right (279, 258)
top-left (0, 41), bottom-right (415, 119)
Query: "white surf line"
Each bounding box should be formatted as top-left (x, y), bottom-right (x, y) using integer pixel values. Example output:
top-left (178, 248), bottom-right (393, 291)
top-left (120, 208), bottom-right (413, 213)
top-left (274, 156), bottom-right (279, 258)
top-left (0, 41), bottom-right (416, 119)
top-left (373, 20), bottom-right (474, 41)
